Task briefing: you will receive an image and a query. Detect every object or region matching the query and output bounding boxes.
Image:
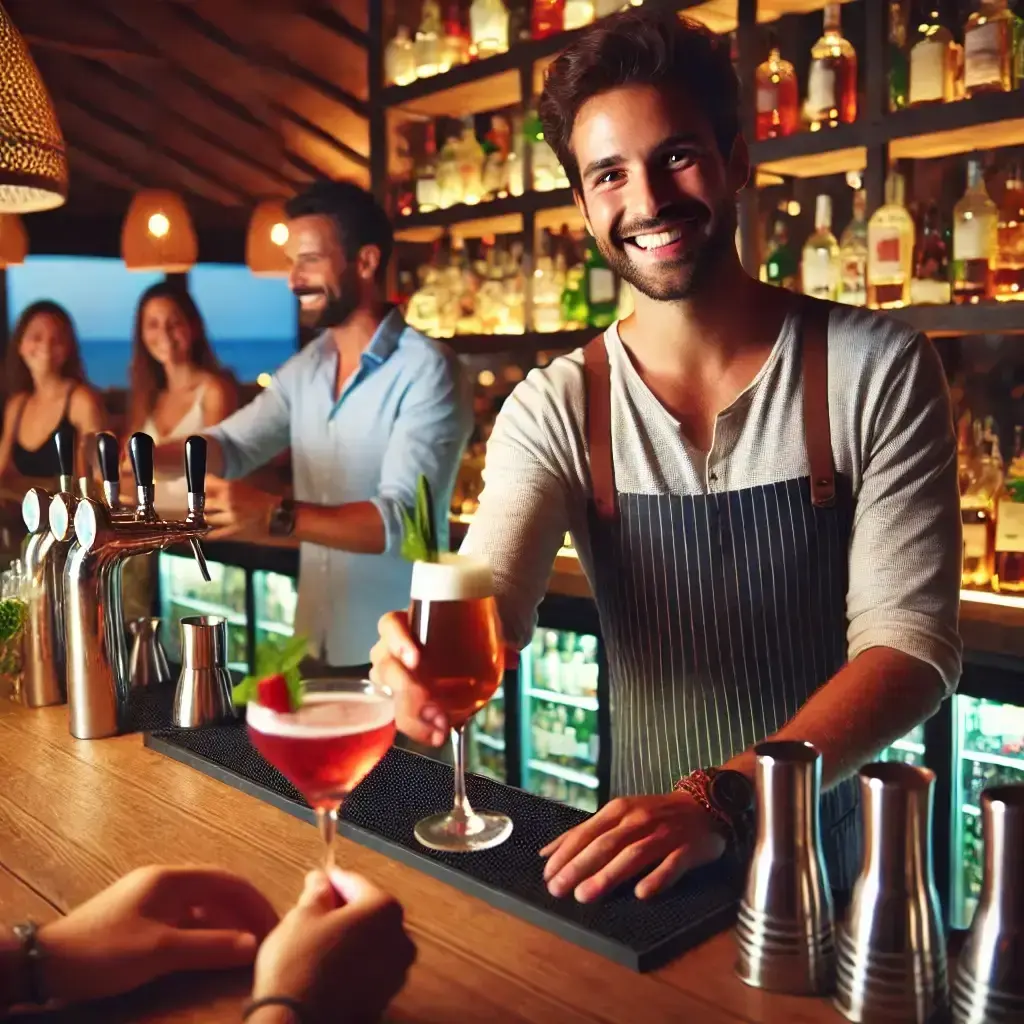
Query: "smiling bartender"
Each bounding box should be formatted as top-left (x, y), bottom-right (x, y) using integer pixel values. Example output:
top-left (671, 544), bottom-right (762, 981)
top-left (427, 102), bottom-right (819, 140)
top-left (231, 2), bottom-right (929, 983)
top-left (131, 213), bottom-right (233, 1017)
top-left (371, 9), bottom-right (962, 902)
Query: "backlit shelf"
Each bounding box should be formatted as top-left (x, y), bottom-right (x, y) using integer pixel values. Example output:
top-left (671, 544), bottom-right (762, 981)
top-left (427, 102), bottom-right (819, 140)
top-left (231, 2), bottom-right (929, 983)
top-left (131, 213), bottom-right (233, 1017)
top-left (472, 731), bottom-right (506, 750)
top-left (528, 686), bottom-right (599, 712)
top-left (528, 758), bottom-right (599, 788)
top-left (961, 749), bottom-right (1024, 771)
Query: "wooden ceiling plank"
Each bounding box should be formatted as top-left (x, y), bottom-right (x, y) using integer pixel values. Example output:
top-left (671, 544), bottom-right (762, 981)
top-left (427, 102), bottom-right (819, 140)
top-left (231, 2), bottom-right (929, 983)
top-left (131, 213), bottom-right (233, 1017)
top-left (269, 100), bottom-right (369, 168)
top-left (304, 6), bottom-right (368, 48)
top-left (322, 0), bottom-right (367, 35)
top-left (64, 138), bottom-right (146, 192)
top-left (279, 123), bottom-right (370, 189)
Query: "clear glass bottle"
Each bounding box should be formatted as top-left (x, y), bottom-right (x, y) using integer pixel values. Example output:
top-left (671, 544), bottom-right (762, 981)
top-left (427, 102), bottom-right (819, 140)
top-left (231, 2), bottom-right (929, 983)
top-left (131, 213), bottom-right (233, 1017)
top-left (867, 170), bottom-right (914, 309)
top-left (838, 189), bottom-right (868, 306)
top-left (584, 235), bottom-right (616, 328)
top-left (953, 158), bottom-right (997, 305)
top-left (415, 122), bottom-right (441, 214)
top-left (962, 420), bottom-right (1002, 588)
top-left (532, 229), bottom-right (564, 332)
top-left (802, 194), bottom-right (841, 301)
top-left (525, 109), bottom-right (564, 192)
top-left (910, 200), bottom-right (952, 305)
top-left (504, 241), bottom-right (526, 335)
top-left (441, 0), bottom-right (471, 71)
top-left (405, 259), bottom-right (442, 338)
top-left (964, 0), bottom-right (1015, 96)
top-left (469, 0), bottom-right (509, 59)
top-left (563, 0), bottom-right (595, 31)
top-left (806, 3), bottom-right (858, 130)
top-left (436, 131), bottom-right (463, 209)
top-left (755, 36), bottom-right (799, 140)
top-left (456, 117), bottom-right (486, 206)
top-left (909, 3), bottom-right (960, 105)
top-left (505, 114), bottom-right (525, 198)
top-left (414, 0), bottom-right (444, 78)
top-left (482, 115), bottom-right (511, 200)
top-left (995, 162), bottom-right (1024, 301)
top-left (889, 0), bottom-right (910, 111)
top-left (763, 217), bottom-right (799, 291)
top-left (532, 0), bottom-right (564, 39)
top-left (994, 425), bottom-right (1024, 592)
top-left (385, 26), bottom-right (417, 87)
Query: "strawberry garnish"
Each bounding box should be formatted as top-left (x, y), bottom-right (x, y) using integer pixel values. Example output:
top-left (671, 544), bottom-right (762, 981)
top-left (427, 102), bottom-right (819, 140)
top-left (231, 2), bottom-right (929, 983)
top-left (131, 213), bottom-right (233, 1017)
top-left (257, 674), bottom-right (293, 714)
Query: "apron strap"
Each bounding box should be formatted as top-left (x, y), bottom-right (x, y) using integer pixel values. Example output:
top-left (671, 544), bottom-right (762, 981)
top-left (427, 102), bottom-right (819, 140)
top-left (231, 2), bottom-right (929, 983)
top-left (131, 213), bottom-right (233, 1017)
top-left (801, 299), bottom-right (836, 509)
top-left (583, 333), bottom-right (617, 521)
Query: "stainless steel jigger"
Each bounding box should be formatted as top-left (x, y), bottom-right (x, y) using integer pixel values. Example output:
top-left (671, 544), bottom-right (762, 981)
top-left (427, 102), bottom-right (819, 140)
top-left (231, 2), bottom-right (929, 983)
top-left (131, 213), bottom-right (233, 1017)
top-left (172, 615), bottom-right (235, 728)
top-left (835, 762), bottom-right (948, 1024)
top-left (953, 784), bottom-right (1024, 1024)
top-left (735, 739), bottom-right (835, 995)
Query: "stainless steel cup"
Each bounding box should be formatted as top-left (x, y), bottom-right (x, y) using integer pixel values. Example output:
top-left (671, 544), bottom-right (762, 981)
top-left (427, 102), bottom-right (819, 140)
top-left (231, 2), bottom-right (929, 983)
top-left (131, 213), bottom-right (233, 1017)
top-left (835, 762), bottom-right (948, 1024)
top-left (735, 739), bottom-right (835, 994)
top-left (952, 784), bottom-right (1024, 1024)
top-left (172, 615), bottom-right (235, 728)
top-left (128, 616), bottom-right (171, 689)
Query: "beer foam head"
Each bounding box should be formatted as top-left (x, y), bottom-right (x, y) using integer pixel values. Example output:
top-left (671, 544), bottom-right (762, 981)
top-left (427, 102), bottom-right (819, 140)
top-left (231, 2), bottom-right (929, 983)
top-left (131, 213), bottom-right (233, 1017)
top-left (247, 691), bottom-right (394, 738)
top-left (410, 553), bottom-right (494, 602)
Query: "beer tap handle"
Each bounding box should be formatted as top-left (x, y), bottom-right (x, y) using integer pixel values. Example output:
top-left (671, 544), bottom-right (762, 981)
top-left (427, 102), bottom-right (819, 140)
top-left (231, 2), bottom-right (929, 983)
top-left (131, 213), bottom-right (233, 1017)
top-left (54, 423), bottom-right (75, 495)
top-left (128, 432), bottom-right (157, 520)
top-left (184, 435), bottom-right (211, 583)
top-left (95, 432), bottom-right (121, 509)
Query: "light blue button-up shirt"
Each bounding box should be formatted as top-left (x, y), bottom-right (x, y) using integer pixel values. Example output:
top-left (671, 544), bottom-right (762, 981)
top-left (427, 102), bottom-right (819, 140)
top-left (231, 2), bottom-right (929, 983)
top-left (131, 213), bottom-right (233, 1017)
top-left (207, 308), bottom-right (473, 666)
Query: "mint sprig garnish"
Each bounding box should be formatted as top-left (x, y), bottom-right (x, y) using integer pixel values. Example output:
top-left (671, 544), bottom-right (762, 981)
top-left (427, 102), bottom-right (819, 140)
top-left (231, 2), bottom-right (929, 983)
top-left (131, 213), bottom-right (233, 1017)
top-left (232, 632), bottom-right (308, 708)
top-left (400, 474), bottom-right (439, 563)
top-left (0, 598), bottom-right (27, 644)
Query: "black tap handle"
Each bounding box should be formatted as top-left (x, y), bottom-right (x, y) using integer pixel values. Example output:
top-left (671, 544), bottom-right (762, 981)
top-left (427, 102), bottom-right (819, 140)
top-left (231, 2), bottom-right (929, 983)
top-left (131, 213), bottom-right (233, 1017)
top-left (128, 432), bottom-right (154, 488)
top-left (54, 423), bottom-right (75, 481)
top-left (95, 432), bottom-right (120, 484)
top-left (184, 435), bottom-right (207, 495)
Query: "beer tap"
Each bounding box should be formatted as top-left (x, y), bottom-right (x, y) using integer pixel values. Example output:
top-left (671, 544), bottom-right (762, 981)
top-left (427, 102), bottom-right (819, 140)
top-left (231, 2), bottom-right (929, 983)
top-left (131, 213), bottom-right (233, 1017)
top-left (63, 433), bottom-right (212, 739)
top-left (95, 431), bottom-right (122, 511)
top-left (185, 435), bottom-right (212, 583)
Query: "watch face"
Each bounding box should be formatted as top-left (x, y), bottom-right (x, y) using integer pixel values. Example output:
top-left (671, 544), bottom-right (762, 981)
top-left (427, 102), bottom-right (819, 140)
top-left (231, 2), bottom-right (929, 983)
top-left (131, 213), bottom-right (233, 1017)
top-left (710, 770), bottom-right (754, 815)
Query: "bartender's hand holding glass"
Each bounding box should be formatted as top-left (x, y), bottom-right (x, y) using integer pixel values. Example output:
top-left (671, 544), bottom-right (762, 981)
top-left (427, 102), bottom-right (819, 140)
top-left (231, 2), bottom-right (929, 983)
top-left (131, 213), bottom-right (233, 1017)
top-left (204, 476), bottom-right (278, 537)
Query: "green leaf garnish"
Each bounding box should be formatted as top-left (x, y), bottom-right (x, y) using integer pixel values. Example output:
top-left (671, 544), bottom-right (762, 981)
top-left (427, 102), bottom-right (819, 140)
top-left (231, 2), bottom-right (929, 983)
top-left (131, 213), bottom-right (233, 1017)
top-left (232, 633), bottom-right (309, 708)
top-left (400, 474), bottom-right (441, 563)
top-left (0, 598), bottom-right (27, 644)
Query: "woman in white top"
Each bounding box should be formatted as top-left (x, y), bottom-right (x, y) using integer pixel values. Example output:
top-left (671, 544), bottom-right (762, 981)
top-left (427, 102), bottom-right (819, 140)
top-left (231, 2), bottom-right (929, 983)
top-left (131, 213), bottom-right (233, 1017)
top-left (126, 282), bottom-right (237, 515)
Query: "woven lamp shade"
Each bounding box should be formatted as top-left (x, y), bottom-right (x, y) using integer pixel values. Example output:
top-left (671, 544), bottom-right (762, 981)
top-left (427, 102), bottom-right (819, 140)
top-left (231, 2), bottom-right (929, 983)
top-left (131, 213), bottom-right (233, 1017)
top-left (0, 3), bottom-right (68, 212)
top-left (246, 200), bottom-right (291, 277)
top-left (122, 190), bottom-right (198, 272)
top-left (0, 213), bottom-right (27, 266)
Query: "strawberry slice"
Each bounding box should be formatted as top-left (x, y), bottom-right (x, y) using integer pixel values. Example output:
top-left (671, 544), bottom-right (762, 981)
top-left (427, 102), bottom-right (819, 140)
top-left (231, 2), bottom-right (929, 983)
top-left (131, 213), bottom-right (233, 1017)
top-left (257, 674), bottom-right (293, 714)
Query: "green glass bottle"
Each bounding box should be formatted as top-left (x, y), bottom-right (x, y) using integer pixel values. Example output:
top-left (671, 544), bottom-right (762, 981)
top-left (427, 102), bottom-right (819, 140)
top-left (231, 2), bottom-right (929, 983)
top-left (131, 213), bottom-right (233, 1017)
top-left (888, 0), bottom-right (909, 111)
top-left (560, 265), bottom-right (588, 329)
top-left (763, 217), bottom-right (799, 290)
top-left (584, 236), bottom-right (617, 328)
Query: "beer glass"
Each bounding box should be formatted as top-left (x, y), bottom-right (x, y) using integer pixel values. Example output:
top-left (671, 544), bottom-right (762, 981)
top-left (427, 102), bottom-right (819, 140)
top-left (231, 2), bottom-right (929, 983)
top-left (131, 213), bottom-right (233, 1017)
top-left (410, 554), bottom-right (512, 852)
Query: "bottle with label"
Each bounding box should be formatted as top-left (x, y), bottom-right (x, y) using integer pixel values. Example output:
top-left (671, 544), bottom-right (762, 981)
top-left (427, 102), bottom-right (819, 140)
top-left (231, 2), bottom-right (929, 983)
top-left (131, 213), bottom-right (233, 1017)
top-left (995, 162), bottom-right (1024, 301)
top-left (414, 0), bottom-right (444, 78)
top-left (806, 3), bottom-right (858, 130)
top-left (384, 26), bottom-right (417, 87)
top-left (763, 217), bottom-right (799, 291)
top-left (994, 426), bottom-right (1024, 593)
top-left (952, 159), bottom-right (997, 305)
top-left (563, 0), bottom-right (594, 31)
top-left (868, 170), bottom-right (914, 309)
top-left (964, 0), bottom-right (1014, 95)
top-left (415, 122), bottom-right (442, 214)
top-left (802, 194), bottom-right (841, 301)
top-left (889, 0), bottom-right (910, 111)
top-left (469, 0), bottom-right (509, 59)
top-left (441, 0), bottom-right (471, 71)
top-left (754, 35), bottom-right (799, 140)
top-left (532, 0), bottom-right (564, 39)
top-left (910, 201), bottom-right (952, 305)
top-left (908, 3), bottom-right (960, 105)
top-left (837, 190), bottom-right (868, 306)
top-left (962, 420), bottom-right (1002, 588)
top-left (584, 235), bottom-right (617, 328)
top-left (532, 229), bottom-right (564, 332)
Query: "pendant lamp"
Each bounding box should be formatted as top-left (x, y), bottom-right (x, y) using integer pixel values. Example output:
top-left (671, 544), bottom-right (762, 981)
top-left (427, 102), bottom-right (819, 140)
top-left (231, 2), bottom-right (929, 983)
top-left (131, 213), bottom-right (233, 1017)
top-left (121, 189), bottom-right (198, 272)
top-left (0, 213), bottom-right (28, 266)
top-left (246, 199), bottom-right (290, 277)
top-left (0, 3), bottom-right (68, 212)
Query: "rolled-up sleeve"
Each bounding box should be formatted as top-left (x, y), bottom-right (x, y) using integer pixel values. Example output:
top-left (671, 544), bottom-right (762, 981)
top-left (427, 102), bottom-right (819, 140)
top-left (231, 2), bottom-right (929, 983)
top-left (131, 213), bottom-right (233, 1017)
top-left (370, 345), bottom-right (473, 556)
top-left (847, 332), bottom-right (963, 692)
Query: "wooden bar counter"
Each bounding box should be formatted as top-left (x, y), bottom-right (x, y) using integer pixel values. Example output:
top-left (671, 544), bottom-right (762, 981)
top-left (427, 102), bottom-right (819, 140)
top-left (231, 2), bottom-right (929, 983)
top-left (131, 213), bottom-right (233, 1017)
top-left (0, 702), bottom-right (846, 1024)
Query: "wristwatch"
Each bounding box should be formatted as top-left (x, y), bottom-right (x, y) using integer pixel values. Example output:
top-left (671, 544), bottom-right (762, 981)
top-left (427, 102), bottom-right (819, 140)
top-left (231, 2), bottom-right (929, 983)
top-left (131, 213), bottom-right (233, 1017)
top-left (268, 498), bottom-right (297, 538)
top-left (675, 767), bottom-right (755, 854)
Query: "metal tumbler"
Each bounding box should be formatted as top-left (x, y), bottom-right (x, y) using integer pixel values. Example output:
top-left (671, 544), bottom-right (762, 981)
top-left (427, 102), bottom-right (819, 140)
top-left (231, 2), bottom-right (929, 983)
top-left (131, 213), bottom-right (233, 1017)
top-left (172, 615), bottom-right (235, 728)
top-left (735, 739), bottom-right (836, 994)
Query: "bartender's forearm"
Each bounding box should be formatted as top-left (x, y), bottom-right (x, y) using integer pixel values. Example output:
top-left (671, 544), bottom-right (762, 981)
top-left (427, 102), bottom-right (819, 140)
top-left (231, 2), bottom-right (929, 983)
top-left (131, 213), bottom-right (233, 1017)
top-left (292, 501), bottom-right (386, 554)
top-left (723, 647), bottom-right (945, 789)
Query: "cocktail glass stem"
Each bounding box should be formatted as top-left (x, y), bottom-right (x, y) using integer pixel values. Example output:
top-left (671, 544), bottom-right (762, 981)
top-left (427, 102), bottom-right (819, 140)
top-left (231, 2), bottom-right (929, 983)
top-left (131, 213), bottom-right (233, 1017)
top-left (450, 726), bottom-right (475, 826)
top-left (316, 805), bottom-right (338, 872)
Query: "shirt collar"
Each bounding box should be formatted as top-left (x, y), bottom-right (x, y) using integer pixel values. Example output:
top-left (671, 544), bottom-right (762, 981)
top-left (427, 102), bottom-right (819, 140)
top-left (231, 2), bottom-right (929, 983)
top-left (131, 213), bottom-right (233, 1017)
top-left (314, 306), bottom-right (406, 369)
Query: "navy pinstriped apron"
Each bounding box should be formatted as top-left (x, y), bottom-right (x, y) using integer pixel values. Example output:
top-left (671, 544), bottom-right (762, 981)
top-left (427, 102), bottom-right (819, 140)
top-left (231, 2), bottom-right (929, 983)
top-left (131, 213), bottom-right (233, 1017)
top-left (582, 299), bottom-right (860, 891)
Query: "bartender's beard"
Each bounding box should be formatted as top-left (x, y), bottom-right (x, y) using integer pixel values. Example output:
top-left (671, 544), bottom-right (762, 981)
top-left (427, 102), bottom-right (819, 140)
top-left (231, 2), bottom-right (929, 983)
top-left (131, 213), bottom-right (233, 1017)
top-left (294, 268), bottom-right (361, 330)
top-left (597, 198), bottom-right (736, 303)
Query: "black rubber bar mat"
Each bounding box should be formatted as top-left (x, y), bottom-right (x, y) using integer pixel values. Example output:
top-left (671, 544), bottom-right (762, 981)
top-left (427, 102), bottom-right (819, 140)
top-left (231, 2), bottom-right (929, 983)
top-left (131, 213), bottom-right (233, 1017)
top-left (121, 684), bottom-right (177, 734)
top-left (145, 723), bottom-right (740, 971)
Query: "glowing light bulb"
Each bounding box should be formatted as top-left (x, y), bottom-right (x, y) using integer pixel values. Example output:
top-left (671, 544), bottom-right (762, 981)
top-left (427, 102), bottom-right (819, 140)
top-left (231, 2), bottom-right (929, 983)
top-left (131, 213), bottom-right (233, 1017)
top-left (148, 212), bottom-right (170, 238)
top-left (257, 372), bottom-right (272, 388)
top-left (270, 222), bottom-right (289, 246)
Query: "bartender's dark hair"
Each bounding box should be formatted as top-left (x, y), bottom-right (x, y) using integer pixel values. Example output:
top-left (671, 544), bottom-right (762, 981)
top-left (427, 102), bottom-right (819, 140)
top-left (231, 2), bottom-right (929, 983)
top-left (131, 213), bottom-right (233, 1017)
top-left (538, 9), bottom-right (740, 194)
top-left (285, 179), bottom-right (394, 283)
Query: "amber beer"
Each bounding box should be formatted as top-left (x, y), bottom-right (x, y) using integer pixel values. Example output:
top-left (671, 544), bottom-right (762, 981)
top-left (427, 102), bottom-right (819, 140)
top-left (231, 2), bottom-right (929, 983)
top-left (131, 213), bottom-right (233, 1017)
top-left (409, 555), bottom-right (504, 728)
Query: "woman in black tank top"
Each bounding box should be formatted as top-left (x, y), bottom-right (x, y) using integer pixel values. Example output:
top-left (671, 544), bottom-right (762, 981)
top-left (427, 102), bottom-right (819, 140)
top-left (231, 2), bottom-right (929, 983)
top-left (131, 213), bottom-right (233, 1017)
top-left (0, 301), bottom-right (106, 491)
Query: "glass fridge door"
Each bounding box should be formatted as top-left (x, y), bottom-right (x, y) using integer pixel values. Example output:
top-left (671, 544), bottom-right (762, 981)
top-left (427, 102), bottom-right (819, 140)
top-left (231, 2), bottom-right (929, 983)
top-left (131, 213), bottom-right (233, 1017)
top-left (952, 694), bottom-right (1024, 928)
top-left (876, 723), bottom-right (926, 766)
top-left (253, 569), bottom-right (299, 651)
top-left (519, 626), bottom-right (600, 813)
top-left (468, 683), bottom-right (506, 782)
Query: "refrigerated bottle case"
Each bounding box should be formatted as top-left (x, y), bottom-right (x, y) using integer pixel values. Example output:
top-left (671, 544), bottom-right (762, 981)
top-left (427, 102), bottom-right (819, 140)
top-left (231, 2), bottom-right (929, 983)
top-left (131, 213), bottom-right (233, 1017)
top-left (253, 569), bottom-right (299, 653)
top-left (877, 723), bottom-right (927, 766)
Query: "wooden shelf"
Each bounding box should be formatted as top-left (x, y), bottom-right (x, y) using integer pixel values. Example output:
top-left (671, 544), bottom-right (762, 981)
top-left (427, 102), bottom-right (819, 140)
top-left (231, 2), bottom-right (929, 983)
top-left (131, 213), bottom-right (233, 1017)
top-left (393, 189), bottom-right (576, 240)
top-left (889, 302), bottom-right (1024, 338)
top-left (749, 123), bottom-right (866, 178)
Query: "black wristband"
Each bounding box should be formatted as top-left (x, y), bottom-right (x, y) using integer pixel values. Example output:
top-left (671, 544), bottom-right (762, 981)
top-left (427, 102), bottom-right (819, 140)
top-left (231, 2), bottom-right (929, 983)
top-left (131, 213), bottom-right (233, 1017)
top-left (242, 995), bottom-right (310, 1022)
top-left (11, 921), bottom-right (46, 1005)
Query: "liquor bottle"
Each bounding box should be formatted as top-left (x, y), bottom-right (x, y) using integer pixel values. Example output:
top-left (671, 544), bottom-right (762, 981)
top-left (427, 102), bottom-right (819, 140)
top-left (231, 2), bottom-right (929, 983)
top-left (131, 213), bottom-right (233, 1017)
top-left (563, 0), bottom-right (594, 31)
top-left (441, 0), bottom-right (471, 71)
top-left (532, 0), bottom-right (564, 39)
top-left (456, 118), bottom-right (486, 205)
top-left (962, 420), bottom-right (1001, 588)
top-left (952, 159), bottom-right (997, 305)
top-left (415, 122), bottom-right (441, 214)
top-left (505, 241), bottom-right (527, 335)
top-left (584, 235), bottom-right (616, 328)
top-left (995, 162), bottom-right (1024, 301)
top-left (525, 109), bottom-right (566, 192)
top-left (405, 260), bottom-right (443, 338)
top-left (908, 3), bottom-right (960, 105)
top-left (889, 0), bottom-right (910, 111)
top-left (806, 3), bottom-right (858, 130)
top-left (532, 229), bottom-right (564, 332)
top-left (482, 115), bottom-right (511, 200)
top-left (595, 0), bottom-right (623, 15)
top-left (802, 194), bottom-right (841, 301)
top-left (436, 131), bottom-right (462, 209)
top-left (838, 189), bottom-right (868, 306)
top-left (414, 0), bottom-right (444, 78)
top-left (867, 170), bottom-right (914, 309)
top-left (384, 26), bottom-right (417, 87)
top-left (754, 35), bottom-right (799, 140)
top-left (507, 0), bottom-right (531, 44)
top-left (469, 0), bottom-right (509, 59)
top-left (994, 425), bottom-right (1024, 593)
top-left (763, 217), bottom-right (799, 291)
top-left (505, 114), bottom-right (525, 198)
top-left (560, 236), bottom-right (589, 330)
top-left (964, 0), bottom-right (1015, 96)
top-left (910, 201), bottom-right (952, 304)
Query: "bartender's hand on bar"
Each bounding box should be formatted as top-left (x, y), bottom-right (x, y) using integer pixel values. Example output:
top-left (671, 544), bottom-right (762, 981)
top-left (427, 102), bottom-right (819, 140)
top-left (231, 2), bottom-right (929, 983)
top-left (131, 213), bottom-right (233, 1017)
top-left (16, 865), bottom-right (278, 1007)
top-left (539, 794), bottom-right (727, 903)
top-left (250, 869), bottom-right (415, 1024)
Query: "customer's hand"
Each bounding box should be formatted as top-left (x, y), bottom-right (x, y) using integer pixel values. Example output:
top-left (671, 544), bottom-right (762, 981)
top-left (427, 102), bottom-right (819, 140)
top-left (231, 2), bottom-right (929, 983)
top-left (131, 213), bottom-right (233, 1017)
top-left (540, 793), bottom-right (727, 902)
top-left (251, 869), bottom-right (416, 1024)
top-left (369, 611), bottom-right (448, 747)
top-left (37, 865), bottom-right (279, 1005)
top-left (205, 476), bottom-right (278, 538)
